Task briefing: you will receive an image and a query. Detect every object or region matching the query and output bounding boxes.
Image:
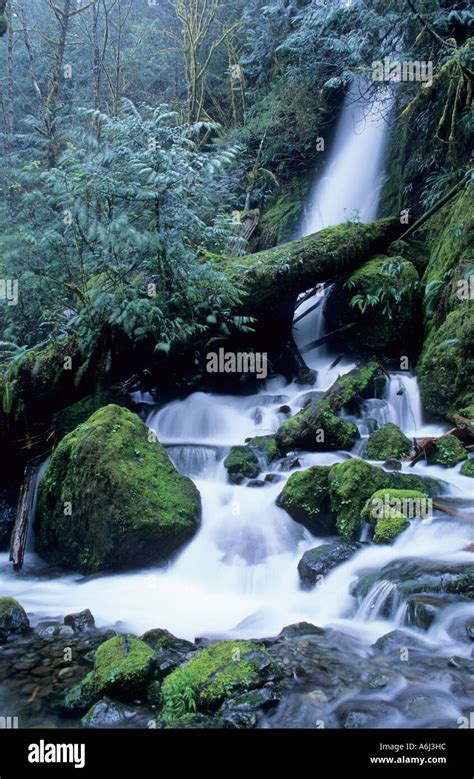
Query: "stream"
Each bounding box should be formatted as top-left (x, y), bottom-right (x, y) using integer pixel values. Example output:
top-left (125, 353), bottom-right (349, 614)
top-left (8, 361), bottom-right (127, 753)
top-left (1, 78), bottom-right (473, 729)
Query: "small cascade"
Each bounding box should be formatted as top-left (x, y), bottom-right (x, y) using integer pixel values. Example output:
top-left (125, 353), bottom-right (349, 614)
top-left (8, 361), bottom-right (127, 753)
top-left (384, 373), bottom-right (444, 438)
top-left (298, 82), bottom-right (392, 235)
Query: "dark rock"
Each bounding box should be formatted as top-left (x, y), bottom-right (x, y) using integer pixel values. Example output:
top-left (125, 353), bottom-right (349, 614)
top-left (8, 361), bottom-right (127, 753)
top-left (264, 473), bottom-right (283, 484)
top-left (140, 628), bottom-right (195, 654)
top-left (64, 609), bottom-right (96, 632)
top-left (37, 622), bottom-right (74, 638)
top-left (82, 697), bottom-right (153, 728)
top-left (298, 542), bottom-right (361, 588)
top-left (383, 458), bottom-right (402, 471)
top-left (247, 479), bottom-right (267, 488)
top-left (218, 688), bottom-right (279, 729)
top-left (279, 405), bottom-right (291, 414)
top-left (0, 488), bottom-right (16, 551)
top-left (276, 456), bottom-right (301, 471)
top-left (0, 597), bottom-right (29, 642)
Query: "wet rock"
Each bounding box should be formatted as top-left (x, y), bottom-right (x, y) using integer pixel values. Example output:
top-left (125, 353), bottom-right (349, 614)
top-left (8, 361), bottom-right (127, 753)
top-left (81, 697), bottom-right (153, 728)
top-left (372, 630), bottom-right (429, 655)
top-left (223, 446), bottom-right (259, 484)
top-left (406, 594), bottom-right (455, 631)
top-left (297, 542), bottom-right (361, 588)
top-left (354, 559), bottom-right (474, 607)
top-left (0, 597), bottom-right (29, 642)
top-left (160, 640), bottom-right (279, 719)
top-left (367, 422), bottom-right (411, 460)
top-left (92, 635), bottom-right (155, 700)
top-left (277, 465), bottom-right (337, 535)
top-left (60, 672), bottom-right (97, 716)
top-left (35, 405), bottom-right (201, 574)
top-left (247, 479), bottom-right (267, 488)
top-left (383, 458), bottom-right (402, 471)
top-left (338, 701), bottom-right (401, 728)
top-left (218, 688), bottom-right (279, 729)
top-left (276, 456), bottom-right (301, 471)
top-left (140, 628), bottom-right (195, 655)
top-left (64, 609), bottom-right (95, 632)
top-left (264, 473), bottom-right (283, 484)
top-left (147, 679), bottom-right (161, 706)
top-left (276, 622), bottom-right (325, 640)
top-left (279, 405), bottom-right (291, 414)
top-left (37, 622), bottom-right (74, 638)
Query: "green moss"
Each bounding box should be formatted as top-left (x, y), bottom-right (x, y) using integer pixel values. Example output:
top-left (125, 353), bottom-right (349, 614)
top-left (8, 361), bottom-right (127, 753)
top-left (373, 510), bottom-right (410, 544)
top-left (247, 435), bottom-right (281, 463)
top-left (461, 459), bottom-right (474, 477)
top-left (328, 459), bottom-right (434, 541)
top-left (36, 404), bottom-right (201, 573)
top-left (223, 446), bottom-right (259, 483)
top-left (161, 640), bottom-right (275, 718)
top-left (427, 435), bottom-right (467, 467)
top-left (0, 597), bottom-right (29, 641)
top-left (62, 672), bottom-right (97, 715)
top-left (275, 362), bottom-right (382, 452)
top-left (327, 257), bottom-right (421, 356)
top-left (417, 306), bottom-right (474, 420)
top-left (276, 465), bottom-right (336, 534)
top-left (93, 635), bottom-right (154, 699)
top-left (367, 423), bottom-right (411, 460)
top-left (52, 387), bottom-right (130, 439)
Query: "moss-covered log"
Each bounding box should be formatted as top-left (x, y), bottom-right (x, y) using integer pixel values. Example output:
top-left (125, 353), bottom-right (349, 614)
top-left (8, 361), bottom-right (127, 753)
top-left (0, 217), bottom-right (403, 474)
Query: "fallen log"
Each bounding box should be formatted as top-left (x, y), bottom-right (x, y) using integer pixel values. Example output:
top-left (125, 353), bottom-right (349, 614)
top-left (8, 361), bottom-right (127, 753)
top-left (9, 457), bottom-right (42, 570)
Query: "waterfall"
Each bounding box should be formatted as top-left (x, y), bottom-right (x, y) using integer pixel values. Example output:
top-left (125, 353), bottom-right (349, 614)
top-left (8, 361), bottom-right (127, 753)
top-left (1, 77), bottom-right (471, 668)
top-left (298, 82), bottom-right (392, 235)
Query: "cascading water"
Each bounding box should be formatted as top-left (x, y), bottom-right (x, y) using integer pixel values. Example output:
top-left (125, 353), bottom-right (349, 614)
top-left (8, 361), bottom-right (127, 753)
top-left (1, 73), bottom-right (473, 728)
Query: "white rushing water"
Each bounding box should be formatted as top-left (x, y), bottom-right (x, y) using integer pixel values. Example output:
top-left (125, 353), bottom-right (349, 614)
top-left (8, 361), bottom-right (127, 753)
top-left (1, 81), bottom-right (472, 658)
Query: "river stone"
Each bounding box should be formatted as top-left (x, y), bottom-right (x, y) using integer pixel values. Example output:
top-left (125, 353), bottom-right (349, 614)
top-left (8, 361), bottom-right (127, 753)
top-left (92, 634), bottom-right (155, 699)
top-left (405, 594), bottom-right (458, 631)
top-left (81, 697), bottom-right (153, 728)
top-left (367, 422), bottom-right (411, 460)
top-left (217, 688), bottom-right (279, 729)
top-left (277, 465), bottom-right (337, 535)
top-left (353, 559), bottom-right (474, 609)
top-left (383, 458), bottom-right (402, 471)
top-left (35, 404), bottom-right (201, 574)
top-left (0, 597), bottom-right (29, 642)
top-left (223, 446), bottom-right (259, 484)
top-left (64, 609), bottom-right (95, 632)
top-left (297, 542), bottom-right (361, 588)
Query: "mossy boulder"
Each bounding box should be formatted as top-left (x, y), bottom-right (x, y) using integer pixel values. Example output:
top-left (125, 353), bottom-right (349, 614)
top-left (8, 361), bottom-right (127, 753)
top-left (328, 459), bottom-right (435, 541)
top-left (92, 635), bottom-right (155, 700)
top-left (461, 459), bottom-right (474, 477)
top-left (362, 489), bottom-right (430, 544)
top-left (366, 423), bottom-right (411, 460)
top-left (61, 672), bottom-right (97, 716)
top-left (427, 435), bottom-right (467, 467)
top-left (52, 388), bottom-right (131, 440)
top-left (246, 435), bottom-right (281, 464)
top-left (0, 597), bottom-right (29, 642)
top-left (417, 307), bottom-right (474, 420)
top-left (161, 640), bottom-right (277, 718)
top-left (35, 404), bottom-right (201, 573)
top-left (275, 362), bottom-right (384, 452)
top-left (276, 465), bottom-right (336, 534)
top-left (223, 446), bottom-right (259, 484)
top-left (323, 256), bottom-right (421, 356)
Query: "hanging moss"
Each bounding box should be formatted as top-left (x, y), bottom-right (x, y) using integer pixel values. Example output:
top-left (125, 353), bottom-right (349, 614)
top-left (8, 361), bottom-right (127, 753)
top-left (417, 307), bottom-right (474, 420)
